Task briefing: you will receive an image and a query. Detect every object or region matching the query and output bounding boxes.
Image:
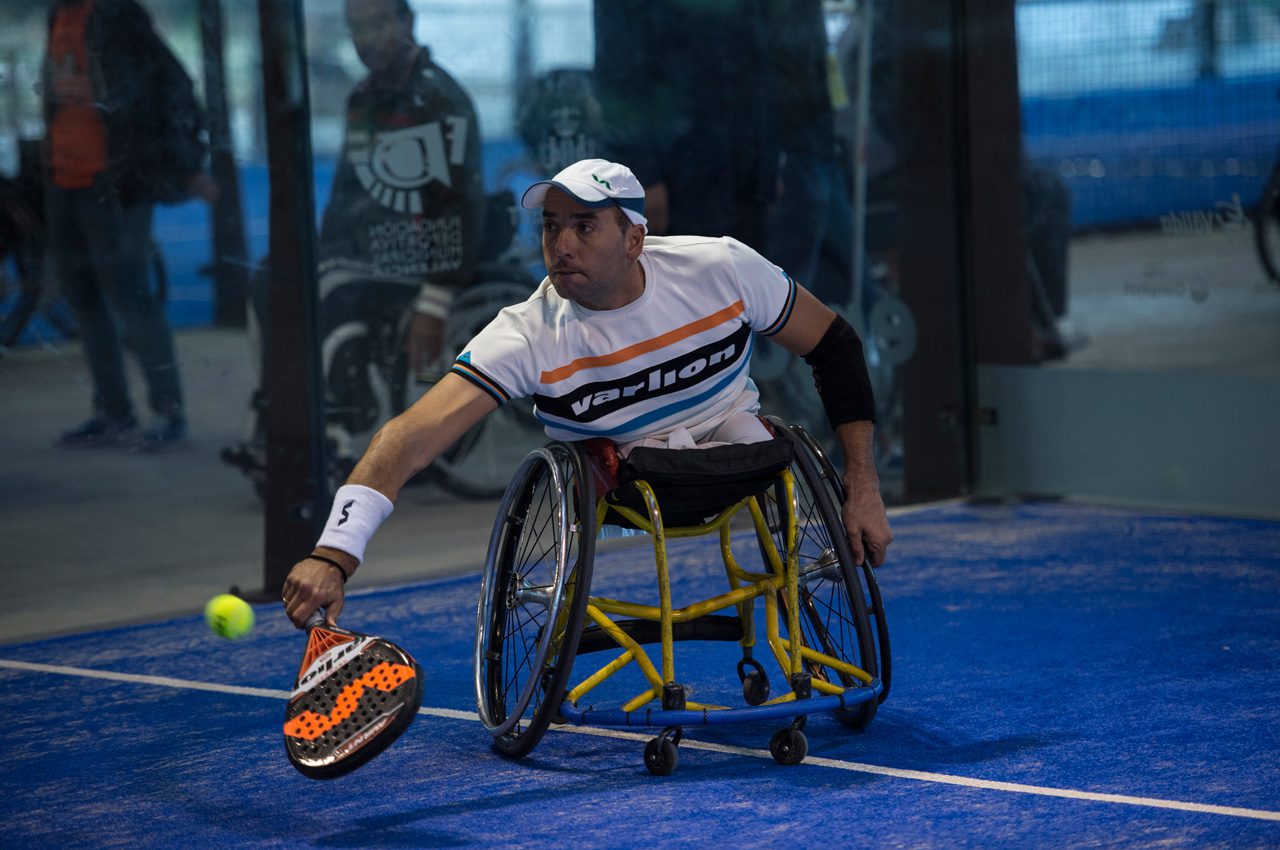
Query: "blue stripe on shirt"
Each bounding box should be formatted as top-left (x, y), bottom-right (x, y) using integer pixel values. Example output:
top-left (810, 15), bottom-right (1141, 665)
top-left (534, 335), bottom-right (756, 438)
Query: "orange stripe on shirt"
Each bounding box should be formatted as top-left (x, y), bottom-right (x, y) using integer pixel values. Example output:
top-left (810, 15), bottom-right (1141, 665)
top-left (540, 301), bottom-right (746, 384)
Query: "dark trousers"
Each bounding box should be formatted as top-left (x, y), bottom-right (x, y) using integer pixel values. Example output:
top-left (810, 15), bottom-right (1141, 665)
top-left (46, 182), bottom-right (182, 420)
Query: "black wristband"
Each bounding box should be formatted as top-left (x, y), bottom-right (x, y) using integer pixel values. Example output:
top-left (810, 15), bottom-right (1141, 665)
top-left (309, 552), bottom-right (350, 584)
top-left (803, 313), bottom-right (876, 428)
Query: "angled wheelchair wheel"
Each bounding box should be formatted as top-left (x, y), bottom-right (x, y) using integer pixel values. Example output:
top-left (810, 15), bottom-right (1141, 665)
top-left (475, 442), bottom-right (595, 758)
top-left (789, 423), bottom-right (892, 704)
top-left (762, 420), bottom-right (883, 730)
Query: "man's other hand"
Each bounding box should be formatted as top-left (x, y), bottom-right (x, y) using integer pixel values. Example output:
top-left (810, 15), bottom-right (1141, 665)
top-left (842, 477), bottom-right (893, 568)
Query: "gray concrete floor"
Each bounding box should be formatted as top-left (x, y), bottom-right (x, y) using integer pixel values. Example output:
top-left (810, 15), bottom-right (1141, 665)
top-left (0, 328), bottom-right (503, 646)
top-left (1056, 225), bottom-right (1280, 375)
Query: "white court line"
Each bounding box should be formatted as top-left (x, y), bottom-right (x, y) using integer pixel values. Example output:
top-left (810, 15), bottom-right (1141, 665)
top-left (5, 660), bottom-right (1274, 819)
top-left (550, 725), bottom-right (1280, 822)
top-left (3, 658), bottom-right (1278, 823)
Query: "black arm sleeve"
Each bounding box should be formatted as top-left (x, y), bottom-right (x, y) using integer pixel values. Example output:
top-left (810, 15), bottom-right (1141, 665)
top-left (803, 313), bottom-right (876, 427)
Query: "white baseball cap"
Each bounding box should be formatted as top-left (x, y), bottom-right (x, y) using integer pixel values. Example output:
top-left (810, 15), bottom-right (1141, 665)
top-left (521, 158), bottom-right (648, 230)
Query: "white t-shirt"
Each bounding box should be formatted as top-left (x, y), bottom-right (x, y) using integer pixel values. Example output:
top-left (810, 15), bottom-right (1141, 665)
top-left (450, 235), bottom-right (797, 444)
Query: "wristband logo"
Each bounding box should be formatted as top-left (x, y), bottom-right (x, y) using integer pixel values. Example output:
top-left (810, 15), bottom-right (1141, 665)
top-left (338, 499), bottom-right (355, 526)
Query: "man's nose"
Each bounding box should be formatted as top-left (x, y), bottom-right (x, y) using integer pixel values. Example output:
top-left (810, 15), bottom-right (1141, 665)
top-left (552, 228), bottom-right (576, 257)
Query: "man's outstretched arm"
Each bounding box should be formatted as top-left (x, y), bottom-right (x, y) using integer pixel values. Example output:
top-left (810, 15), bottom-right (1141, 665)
top-left (282, 373), bottom-right (498, 627)
top-left (768, 286), bottom-right (893, 567)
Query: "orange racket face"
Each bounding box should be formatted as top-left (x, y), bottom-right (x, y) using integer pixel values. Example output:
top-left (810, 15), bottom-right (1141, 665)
top-left (283, 623), bottom-right (423, 779)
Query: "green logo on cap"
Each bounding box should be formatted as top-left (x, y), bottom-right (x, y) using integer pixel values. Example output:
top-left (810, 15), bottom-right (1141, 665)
top-left (592, 174), bottom-right (612, 191)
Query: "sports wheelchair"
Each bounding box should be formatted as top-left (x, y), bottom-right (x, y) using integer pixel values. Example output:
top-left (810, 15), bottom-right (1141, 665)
top-left (473, 417), bottom-right (890, 774)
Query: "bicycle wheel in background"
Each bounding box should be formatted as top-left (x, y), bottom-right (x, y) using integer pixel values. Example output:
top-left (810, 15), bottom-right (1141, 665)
top-left (1255, 162), bottom-right (1280, 286)
top-left (397, 276), bottom-right (546, 500)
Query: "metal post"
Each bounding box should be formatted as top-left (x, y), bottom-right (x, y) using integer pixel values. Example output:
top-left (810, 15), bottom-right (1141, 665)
top-left (256, 0), bottom-right (328, 596)
top-left (849, 0), bottom-right (875, 337)
top-left (199, 0), bottom-right (250, 327)
top-left (513, 0), bottom-right (533, 100)
top-left (1195, 1), bottom-right (1219, 80)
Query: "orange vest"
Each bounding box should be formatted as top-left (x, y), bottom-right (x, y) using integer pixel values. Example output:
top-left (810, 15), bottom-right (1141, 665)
top-left (48, 0), bottom-right (109, 190)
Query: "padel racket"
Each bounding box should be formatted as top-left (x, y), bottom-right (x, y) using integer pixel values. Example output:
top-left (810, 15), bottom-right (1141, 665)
top-left (283, 611), bottom-right (423, 779)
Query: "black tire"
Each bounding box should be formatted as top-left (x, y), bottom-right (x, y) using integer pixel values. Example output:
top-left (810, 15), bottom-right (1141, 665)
top-left (769, 727), bottom-right (808, 765)
top-left (644, 737), bottom-right (679, 776)
top-left (742, 670), bottom-right (771, 706)
top-left (761, 420), bottom-right (883, 730)
top-left (1254, 163), bottom-right (1280, 286)
top-left (475, 442), bottom-right (595, 758)
top-left (789, 421), bottom-right (892, 704)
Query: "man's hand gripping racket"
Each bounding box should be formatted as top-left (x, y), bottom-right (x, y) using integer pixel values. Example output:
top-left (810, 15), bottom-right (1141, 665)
top-left (283, 610), bottom-right (423, 779)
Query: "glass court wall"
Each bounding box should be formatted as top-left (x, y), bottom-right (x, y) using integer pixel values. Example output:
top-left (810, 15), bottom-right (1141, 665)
top-left (975, 0), bottom-right (1280, 516)
top-left (9, 0), bottom-right (1270, 645)
top-left (0, 0), bottom-right (909, 644)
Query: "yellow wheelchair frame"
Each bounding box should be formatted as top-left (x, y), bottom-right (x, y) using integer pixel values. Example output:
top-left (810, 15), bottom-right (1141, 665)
top-left (474, 422), bottom-right (889, 774)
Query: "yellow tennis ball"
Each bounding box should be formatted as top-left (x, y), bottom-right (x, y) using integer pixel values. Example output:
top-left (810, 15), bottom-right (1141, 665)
top-left (205, 594), bottom-right (254, 640)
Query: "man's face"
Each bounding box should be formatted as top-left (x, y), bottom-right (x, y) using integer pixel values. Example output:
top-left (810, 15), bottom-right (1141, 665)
top-left (541, 190), bottom-right (638, 310)
top-left (345, 0), bottom-right (413, 74)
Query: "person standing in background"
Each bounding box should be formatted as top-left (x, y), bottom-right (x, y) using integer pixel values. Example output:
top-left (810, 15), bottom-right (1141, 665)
top-left (42, 0), bottom-right (212, 451)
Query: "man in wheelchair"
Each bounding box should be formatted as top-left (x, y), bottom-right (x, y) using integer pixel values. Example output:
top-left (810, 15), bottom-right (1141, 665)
top-left (284, 157), bottom-right (893, 770)
top-left (284, 155), bottom-right (891, 622)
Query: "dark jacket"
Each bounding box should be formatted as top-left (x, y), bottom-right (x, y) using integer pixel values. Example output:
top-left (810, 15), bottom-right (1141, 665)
top-left (42, 0), bottom-right (207, 205)
top-left (317, 47), bottom-right (485, 292)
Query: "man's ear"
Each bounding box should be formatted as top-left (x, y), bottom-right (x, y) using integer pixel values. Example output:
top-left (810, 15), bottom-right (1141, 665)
top-left (625, 223), bottom-right (646, 260)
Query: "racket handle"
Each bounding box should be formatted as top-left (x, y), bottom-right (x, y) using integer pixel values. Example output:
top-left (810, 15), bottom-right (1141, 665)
top-left (304, 609), bottom-right (326, 629)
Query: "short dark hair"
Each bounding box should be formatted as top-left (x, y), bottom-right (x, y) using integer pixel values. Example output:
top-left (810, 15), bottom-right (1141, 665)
top-left (612, 206), bottom-right (631, 234)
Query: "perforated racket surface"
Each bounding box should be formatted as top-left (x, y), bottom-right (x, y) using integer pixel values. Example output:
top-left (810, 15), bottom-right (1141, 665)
top-left (283, 613), bottom-right (423, 779)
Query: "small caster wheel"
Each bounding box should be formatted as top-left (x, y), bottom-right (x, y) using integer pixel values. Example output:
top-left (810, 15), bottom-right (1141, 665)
top-left (644, 736), bottom-right (679, 775)
top-left (742, 670), bottom-right (770, 705)
top-left (737, 656), bottom-right (770, 706)
top-left (769, 727), bottom-right (808, 765)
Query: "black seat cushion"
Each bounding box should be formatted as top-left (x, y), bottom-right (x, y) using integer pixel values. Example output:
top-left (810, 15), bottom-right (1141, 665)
top-left (606, 438), bottom-right (794, 528)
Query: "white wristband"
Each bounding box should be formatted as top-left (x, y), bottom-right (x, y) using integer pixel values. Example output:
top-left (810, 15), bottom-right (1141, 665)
top-left (413, 282), bottom-right (454, 320)
top-left (316, 484), bottom-right (394, 565)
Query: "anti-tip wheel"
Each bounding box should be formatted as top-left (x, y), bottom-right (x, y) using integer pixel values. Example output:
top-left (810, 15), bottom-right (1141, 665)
top-left (769, 727), bottom-right (808, 765)
top-left (742, 670), bottom-right (770, 706)
top-left (644, 736), bottom-right (679, 776)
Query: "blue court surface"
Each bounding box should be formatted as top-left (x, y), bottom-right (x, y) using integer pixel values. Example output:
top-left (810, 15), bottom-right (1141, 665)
top-left (2, 501), bottom-right (1277, 848)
